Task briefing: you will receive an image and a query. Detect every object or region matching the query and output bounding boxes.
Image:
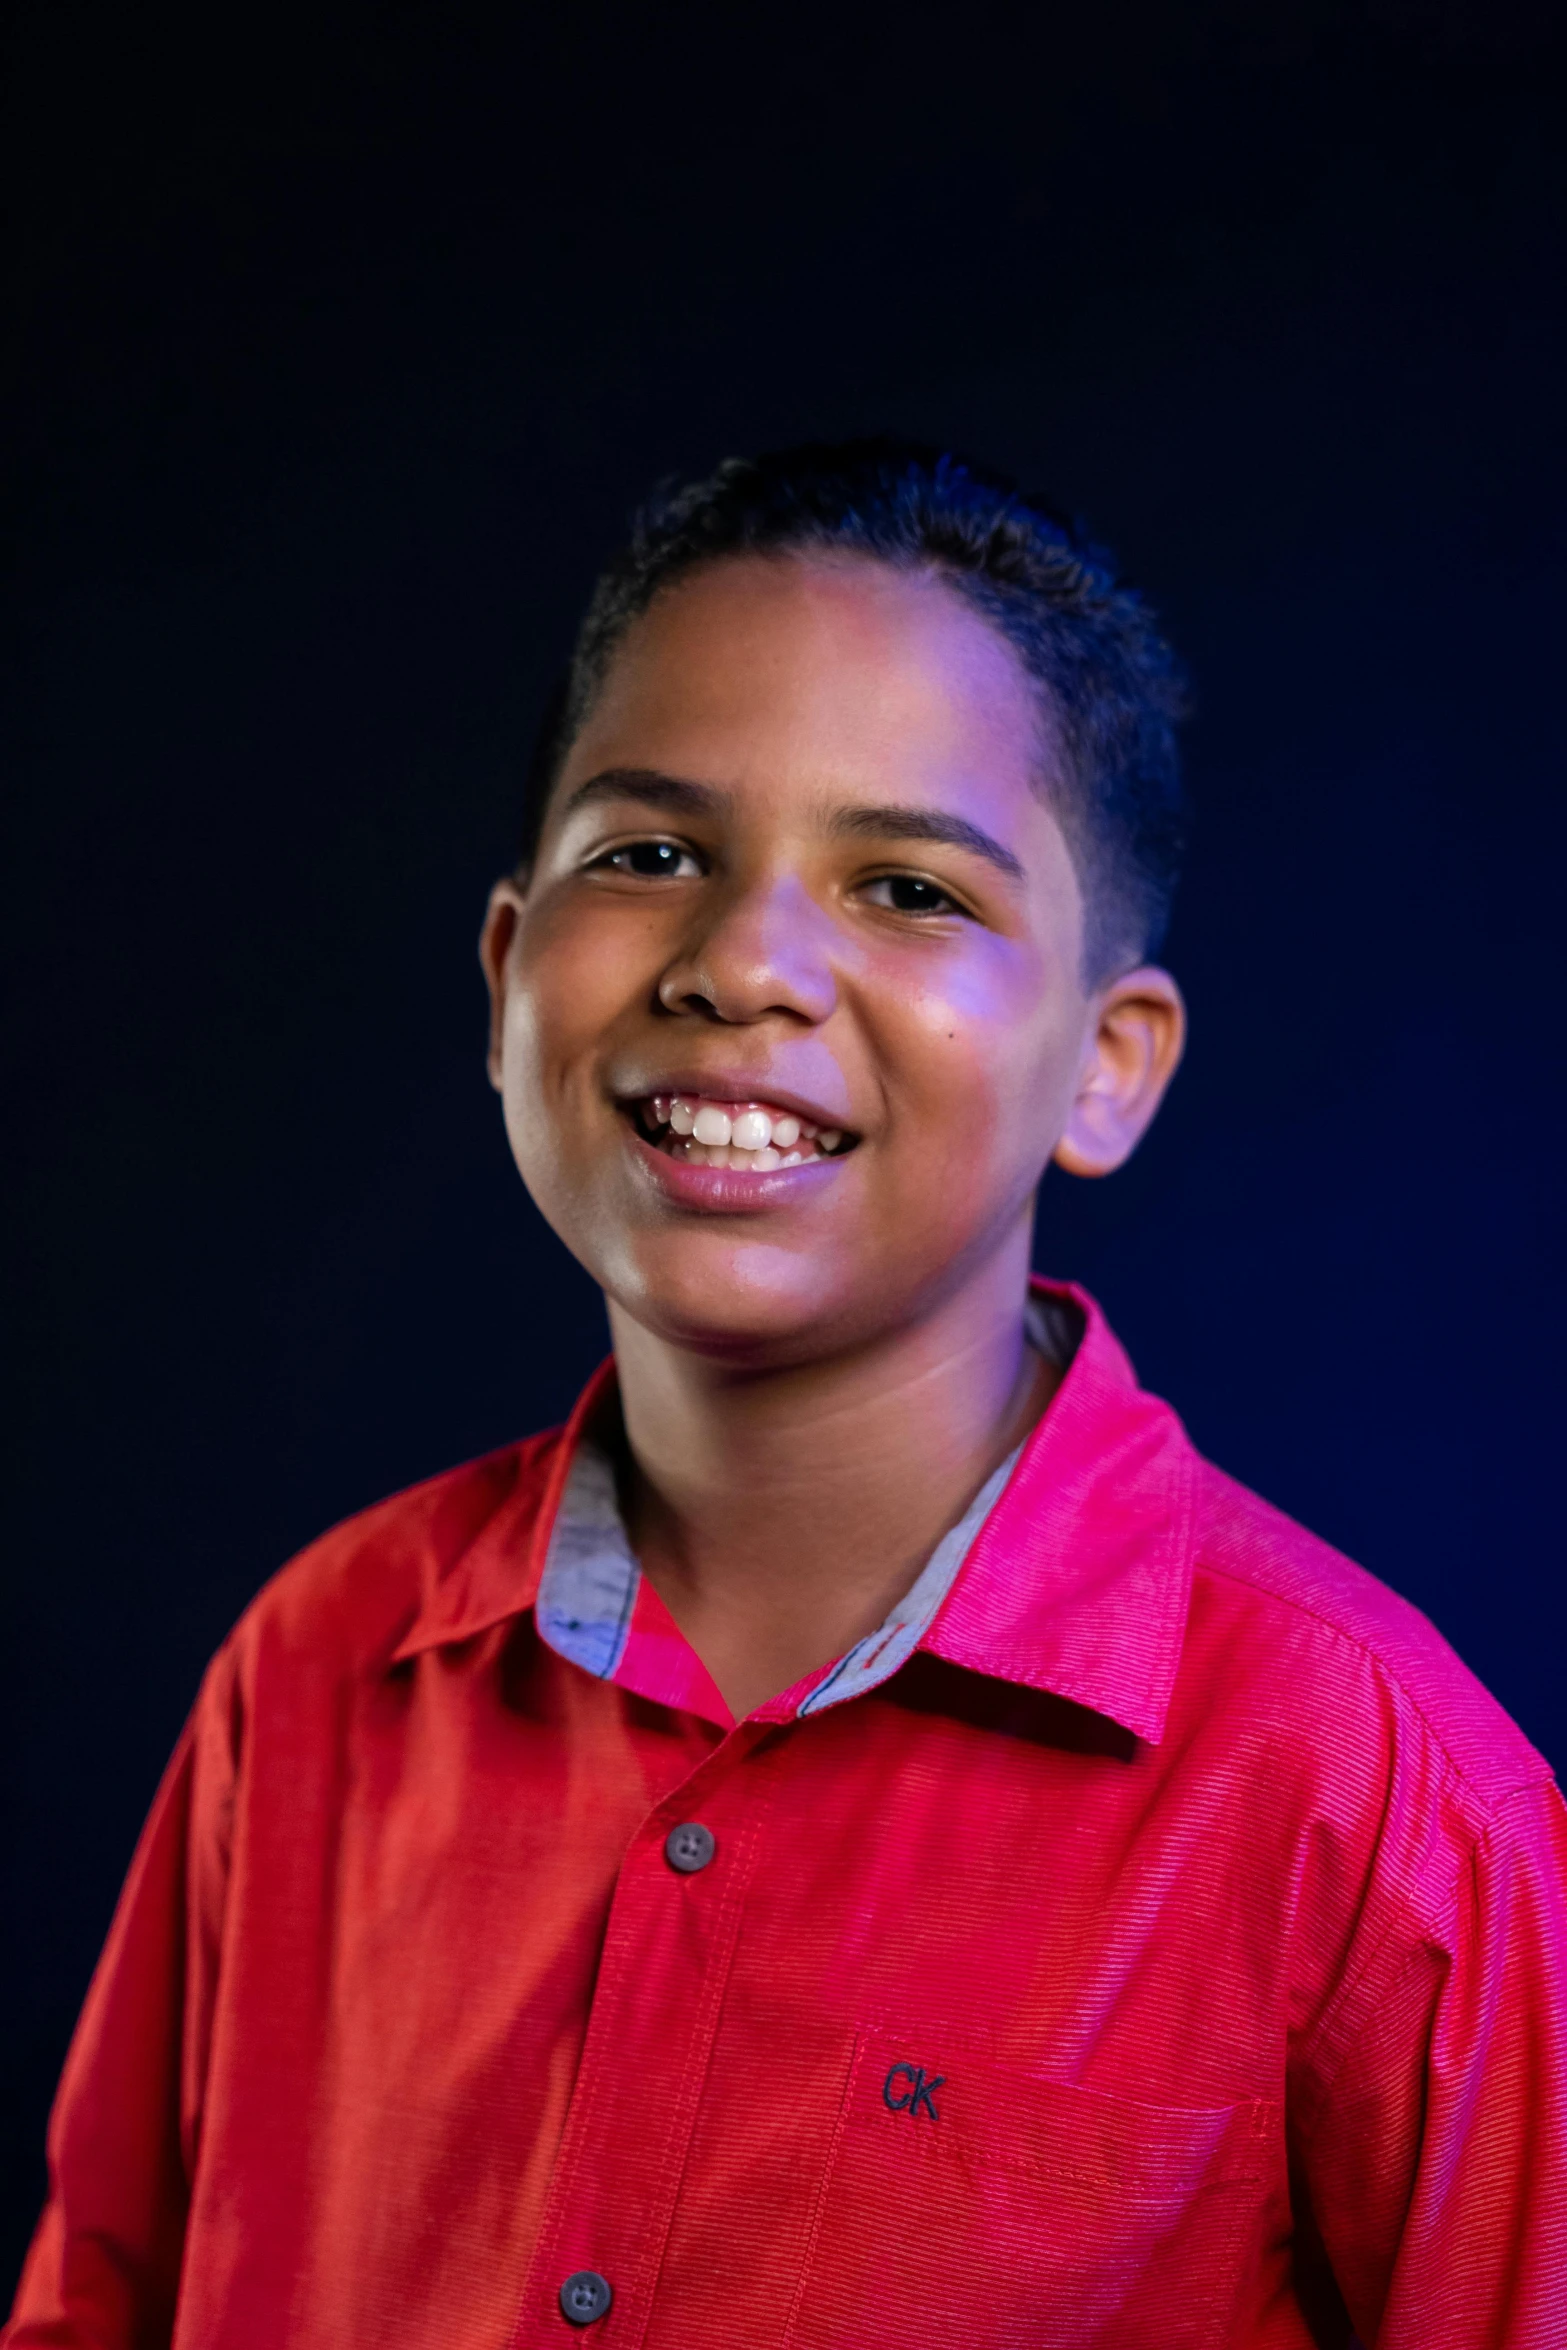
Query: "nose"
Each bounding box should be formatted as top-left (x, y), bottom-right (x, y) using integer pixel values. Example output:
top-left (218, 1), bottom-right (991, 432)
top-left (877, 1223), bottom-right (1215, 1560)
top-left (656, 868), bottom-right (837, 1027)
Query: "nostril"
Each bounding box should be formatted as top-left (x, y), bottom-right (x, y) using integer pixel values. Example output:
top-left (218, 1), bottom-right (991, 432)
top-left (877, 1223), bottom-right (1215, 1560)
top-left (662, 985), bottom-right (728, 1021)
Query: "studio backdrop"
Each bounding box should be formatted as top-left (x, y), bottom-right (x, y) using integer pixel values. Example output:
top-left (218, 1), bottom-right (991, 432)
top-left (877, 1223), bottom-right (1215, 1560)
top-left (4, 0), bottom-right (1565, 2286)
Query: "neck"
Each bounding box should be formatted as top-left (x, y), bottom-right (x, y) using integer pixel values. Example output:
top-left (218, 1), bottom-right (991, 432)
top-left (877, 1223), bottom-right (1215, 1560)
top-left (607, 1228), bottom-right (1055, 1721)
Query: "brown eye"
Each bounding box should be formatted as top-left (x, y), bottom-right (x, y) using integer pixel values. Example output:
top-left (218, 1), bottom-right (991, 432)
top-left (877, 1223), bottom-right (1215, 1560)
top-left (863, 874), bottom-right (963, 916)
top-left (594, 839), bottom-right (702, 879)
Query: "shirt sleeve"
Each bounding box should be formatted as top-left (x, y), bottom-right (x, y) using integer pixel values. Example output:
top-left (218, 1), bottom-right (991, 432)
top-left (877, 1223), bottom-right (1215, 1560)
top-left (5, 1655), bottom-right (238, 2350)
top-left (1304, 1776), bottom-right (1567, 2347)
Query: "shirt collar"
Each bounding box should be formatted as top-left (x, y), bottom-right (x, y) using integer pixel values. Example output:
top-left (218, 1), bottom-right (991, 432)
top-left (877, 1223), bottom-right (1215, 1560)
top-left (918, 1283), bottom-right (1198, 1745)
top-left (392, 1280), bottom-right (1197, 1746)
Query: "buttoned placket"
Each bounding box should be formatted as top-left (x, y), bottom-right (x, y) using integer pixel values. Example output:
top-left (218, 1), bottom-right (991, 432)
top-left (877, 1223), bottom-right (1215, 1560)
top-left (511, 1716), bottom-right (784, 2345)
top-left (504, 1299), bottom-right (1077, 2342)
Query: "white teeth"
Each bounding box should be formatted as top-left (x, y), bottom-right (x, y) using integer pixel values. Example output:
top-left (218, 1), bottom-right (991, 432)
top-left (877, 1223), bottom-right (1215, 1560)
top-left (648, 1092), bottom-right (852, 1171)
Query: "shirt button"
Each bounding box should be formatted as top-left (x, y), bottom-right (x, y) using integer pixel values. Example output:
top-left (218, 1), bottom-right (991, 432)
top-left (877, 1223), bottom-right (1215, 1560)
top-left (664, 1820), bottom-right (716, 1873)
top-left (559, 2270), bottom-right (613, 2325)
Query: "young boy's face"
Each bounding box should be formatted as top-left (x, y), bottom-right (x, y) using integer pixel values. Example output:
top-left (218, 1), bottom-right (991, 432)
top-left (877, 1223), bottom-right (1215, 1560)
top-left (482, 554), bottom-right (1181, 1364)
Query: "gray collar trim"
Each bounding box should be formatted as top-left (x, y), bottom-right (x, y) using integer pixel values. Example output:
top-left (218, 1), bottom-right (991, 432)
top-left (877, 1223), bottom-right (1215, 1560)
top-left (534, 1442), bottom-right (640, 1682)
top-left (794, 1439), bottom-right (1022, 1715)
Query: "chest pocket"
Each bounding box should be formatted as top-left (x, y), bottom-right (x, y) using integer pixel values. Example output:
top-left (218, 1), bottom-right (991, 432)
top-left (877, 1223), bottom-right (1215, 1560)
top-left (783, 2029), bottom-right (1276, 2350)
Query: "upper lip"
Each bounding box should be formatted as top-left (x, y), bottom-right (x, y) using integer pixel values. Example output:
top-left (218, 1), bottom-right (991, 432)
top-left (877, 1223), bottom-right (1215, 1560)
top-left (614, 1071), bottom-right (857, 1134)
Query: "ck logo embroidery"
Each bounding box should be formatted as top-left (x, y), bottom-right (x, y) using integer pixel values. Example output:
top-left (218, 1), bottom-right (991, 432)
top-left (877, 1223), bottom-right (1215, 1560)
top-left (882, 2060), bottom-right (944, 2120)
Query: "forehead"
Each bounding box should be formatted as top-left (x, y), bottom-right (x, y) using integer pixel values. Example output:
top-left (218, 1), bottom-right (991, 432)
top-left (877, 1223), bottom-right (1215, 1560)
top-left (561, 553), bottom-right (1053, 820)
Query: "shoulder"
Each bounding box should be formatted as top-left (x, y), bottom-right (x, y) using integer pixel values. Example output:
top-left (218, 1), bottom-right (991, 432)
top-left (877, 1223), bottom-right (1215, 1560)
top-left (217, 1428), bottom-right (566, 1685)
top-left (1184, 1459), bottom-right (1553, 1830)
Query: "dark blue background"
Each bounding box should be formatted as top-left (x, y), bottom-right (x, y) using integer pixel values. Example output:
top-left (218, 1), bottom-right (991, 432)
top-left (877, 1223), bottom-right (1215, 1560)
top-left (5, 0), bottom-right (1565, 2287)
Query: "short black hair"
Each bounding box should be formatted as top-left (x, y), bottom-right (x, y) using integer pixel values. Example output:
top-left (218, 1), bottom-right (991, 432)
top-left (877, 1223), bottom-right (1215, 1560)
top-left (522, 438), bottom-right (1188, 981)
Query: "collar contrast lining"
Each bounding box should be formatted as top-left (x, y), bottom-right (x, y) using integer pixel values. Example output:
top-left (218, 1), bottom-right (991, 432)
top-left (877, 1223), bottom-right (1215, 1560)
top-left (533, 1442), bottom-right (641, 1683)
top-left (388, 1281), bottom-right (1199, 1746)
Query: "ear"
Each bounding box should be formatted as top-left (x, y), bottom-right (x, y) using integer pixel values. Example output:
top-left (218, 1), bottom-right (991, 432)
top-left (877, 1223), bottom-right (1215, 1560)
top-left (478, 878), bottom-right (526, 1091)
top-left (1052, 966), bottom-right (1186, 1178)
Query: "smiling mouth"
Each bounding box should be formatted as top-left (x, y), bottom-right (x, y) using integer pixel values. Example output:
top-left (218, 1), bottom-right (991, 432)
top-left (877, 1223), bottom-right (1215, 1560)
top-left (630, 1092), bottom-right (858, 1172)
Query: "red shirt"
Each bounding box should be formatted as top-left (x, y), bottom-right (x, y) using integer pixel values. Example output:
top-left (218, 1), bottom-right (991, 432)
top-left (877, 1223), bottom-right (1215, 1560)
top-left (9, 1283), bottom-right (1566, 2348)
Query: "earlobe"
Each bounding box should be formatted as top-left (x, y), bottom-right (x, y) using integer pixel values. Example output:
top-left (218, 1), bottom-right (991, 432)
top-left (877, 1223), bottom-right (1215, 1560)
top-left (1052, 966), bottom-right (1186, 1180)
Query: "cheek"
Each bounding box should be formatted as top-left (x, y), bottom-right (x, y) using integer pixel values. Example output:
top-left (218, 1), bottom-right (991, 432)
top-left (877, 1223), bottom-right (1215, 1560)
top-left (498, 912), bottom-right (623, 1167)
top-left (498, 989), bottom-right (551, 1171)
top-left (889, 943), bottom-right (1083, 1161)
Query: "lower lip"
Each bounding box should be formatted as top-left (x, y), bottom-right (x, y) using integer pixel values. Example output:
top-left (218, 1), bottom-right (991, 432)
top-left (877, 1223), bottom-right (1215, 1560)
top-left (623, 1121), bottom-right (850, 1213)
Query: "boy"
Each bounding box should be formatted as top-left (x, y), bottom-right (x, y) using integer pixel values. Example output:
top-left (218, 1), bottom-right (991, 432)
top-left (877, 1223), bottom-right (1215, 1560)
top-left (9, 442), bottom-right (1565, 2347)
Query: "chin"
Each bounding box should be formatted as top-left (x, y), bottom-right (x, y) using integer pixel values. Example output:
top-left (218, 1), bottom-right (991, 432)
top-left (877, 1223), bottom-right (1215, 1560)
top-left (599, 1232), bottom-right (863, 1366)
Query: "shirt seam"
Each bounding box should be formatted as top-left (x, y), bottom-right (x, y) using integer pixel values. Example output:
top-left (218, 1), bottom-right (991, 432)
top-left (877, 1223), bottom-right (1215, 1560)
top-left (1290, 1770), bottom-right (1565, 2145)
top-left (1292, 1806), bottom-right (1472, 2155)
top-left (1193, 1552), bottom-right (1553, 1833)
top-left (604, 1545), bottom-right (639, 1676)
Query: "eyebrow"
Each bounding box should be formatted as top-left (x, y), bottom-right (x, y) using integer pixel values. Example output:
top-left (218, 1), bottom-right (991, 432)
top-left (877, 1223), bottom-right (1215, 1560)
top-left (829, 803), bottom-right (1026, 884)
top-left (561, 768), bottom-right (1027, 885)
top-left (559, 768), bottom-right (725, 824)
